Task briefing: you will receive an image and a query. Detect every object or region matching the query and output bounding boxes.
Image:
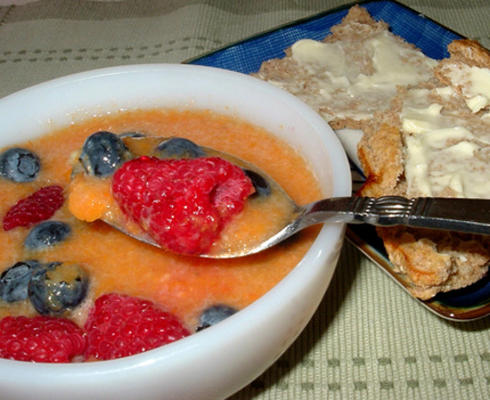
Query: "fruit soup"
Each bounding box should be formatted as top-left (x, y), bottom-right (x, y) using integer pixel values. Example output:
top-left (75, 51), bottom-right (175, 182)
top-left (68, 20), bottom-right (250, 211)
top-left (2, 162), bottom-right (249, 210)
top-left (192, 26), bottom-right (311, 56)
top-left (0, 109), bottom-right (322, 362)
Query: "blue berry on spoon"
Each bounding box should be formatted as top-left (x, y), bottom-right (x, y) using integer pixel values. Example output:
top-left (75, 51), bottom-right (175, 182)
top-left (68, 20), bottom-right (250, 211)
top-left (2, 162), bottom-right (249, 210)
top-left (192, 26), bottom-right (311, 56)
top-left (156, 137), bottom-right (206, 159)
top-left (79, 131), bottom-right (131, 177)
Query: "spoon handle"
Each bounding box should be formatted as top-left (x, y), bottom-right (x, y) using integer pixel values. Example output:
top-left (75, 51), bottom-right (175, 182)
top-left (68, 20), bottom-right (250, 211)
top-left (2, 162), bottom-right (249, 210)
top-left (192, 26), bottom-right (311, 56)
top-left (305, 196), bottom-right (490, 235)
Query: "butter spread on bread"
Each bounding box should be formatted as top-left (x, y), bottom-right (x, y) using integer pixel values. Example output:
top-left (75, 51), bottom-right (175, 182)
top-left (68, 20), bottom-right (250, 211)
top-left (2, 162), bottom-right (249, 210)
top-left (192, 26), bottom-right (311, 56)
top-left (254, 6), bottom-right (489, 299)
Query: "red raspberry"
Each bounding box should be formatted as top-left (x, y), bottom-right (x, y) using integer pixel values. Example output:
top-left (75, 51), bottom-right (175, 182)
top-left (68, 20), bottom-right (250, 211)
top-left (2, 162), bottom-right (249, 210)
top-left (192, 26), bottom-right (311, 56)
top-left (3, 185), bottom-right (64, 231)
top-left (112, 156), bottom-right (254, 254)
top-left (84, 293), bottom-right (190, 361)
top-left (0, 315), bottom-right (86, 363)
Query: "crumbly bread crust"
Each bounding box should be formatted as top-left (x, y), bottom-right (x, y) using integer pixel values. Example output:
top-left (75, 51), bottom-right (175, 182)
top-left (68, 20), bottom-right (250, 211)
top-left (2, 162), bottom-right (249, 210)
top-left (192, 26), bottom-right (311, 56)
top-left (377, 228), bottom-right (489, 299)
top-left (357, 122), bottom-right (405, 197)
top-left (438, 39), bottom-right (490, 69)
top-left (254, 6), bottom-right (489, 299)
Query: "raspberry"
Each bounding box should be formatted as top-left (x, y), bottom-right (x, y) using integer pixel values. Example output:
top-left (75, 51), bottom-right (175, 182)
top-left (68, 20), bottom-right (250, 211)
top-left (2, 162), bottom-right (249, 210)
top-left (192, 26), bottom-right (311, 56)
top-left (112, 156), bottom-right (254, 254)
top-left (0, 315), bottom-right (86, 363)
top-left (84, 293), bottom-right (190, 361)
top-left (3, 185), bottom-right (64, 231)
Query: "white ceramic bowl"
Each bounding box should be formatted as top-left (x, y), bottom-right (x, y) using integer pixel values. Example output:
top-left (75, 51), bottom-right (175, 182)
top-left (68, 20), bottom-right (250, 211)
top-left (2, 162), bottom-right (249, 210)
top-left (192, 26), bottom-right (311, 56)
top-left (0, 64), bottom-right (351, 400)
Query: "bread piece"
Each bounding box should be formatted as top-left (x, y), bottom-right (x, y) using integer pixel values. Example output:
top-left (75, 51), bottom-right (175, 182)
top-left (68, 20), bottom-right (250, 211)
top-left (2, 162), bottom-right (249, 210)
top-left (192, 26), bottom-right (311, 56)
top-left (358, 41), bottom-right (489, 299)
top-left (254, 5), bottom-right (437, 130)
top-left (435, 39), bottom-right (490, 113)
top-left (357, 122), bottom-right (405, 198)
top-left (254, 6), bottom-right (489, 299)
top-left (376, 227), bottom-right (489, 299)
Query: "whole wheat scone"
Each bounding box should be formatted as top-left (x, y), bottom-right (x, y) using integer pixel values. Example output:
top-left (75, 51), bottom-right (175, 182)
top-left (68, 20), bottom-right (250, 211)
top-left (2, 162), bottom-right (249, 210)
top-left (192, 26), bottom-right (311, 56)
top-left (253, 5), bottom-right (437, 130)
top-left (254, 6), bottom-right (489, 299)
top-left (358, 40), bottom-right (490, 299)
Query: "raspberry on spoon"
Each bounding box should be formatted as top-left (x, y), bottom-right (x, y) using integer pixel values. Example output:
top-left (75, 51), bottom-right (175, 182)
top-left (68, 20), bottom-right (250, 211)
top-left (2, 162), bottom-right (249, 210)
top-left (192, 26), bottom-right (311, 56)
top-left (112, 156), bottom-right (254, 255)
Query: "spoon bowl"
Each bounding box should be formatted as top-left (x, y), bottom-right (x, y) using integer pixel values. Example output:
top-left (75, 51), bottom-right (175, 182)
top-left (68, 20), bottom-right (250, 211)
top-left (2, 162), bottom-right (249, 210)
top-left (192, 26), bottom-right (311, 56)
top-left (71, 134), bottom-right (490, 258)
top-left (70, 134), bottom-right (299, 257)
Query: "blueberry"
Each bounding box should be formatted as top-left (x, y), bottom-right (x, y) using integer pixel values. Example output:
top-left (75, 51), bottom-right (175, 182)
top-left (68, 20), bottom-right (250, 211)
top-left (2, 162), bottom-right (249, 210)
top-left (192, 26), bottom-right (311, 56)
top-left (156, 137), bottom-right (206, 159)
top-left (0, 260), bottom-right (41, 302)
top-left (79, 131), bottom-right (131, 177)
top-left (196, 304), bottom-right (238, 331)
top-left (28, 262), bottom-right (89, 315)
top-left (0, 147), bottom-right (41, 182)
top-left (244, 169), bottom-right (271, 197)
top-left (24, 221), bottom-right (71, 250)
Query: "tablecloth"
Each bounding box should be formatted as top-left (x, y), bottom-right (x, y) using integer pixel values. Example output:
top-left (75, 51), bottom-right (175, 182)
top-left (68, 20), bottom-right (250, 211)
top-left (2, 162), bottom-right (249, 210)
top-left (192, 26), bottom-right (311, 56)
top-left (0, 1), bottom-right (489, 399)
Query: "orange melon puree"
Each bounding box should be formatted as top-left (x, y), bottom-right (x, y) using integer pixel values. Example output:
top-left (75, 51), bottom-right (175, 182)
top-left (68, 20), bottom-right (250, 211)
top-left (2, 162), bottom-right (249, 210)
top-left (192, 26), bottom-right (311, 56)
top-left (0, 109), bottom-right (322, 328)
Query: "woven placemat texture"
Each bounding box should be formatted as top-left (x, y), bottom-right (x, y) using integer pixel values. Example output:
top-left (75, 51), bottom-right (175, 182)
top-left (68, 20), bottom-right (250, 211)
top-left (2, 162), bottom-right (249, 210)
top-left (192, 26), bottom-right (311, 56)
top-left (0, 1), bottom-right (489, 399)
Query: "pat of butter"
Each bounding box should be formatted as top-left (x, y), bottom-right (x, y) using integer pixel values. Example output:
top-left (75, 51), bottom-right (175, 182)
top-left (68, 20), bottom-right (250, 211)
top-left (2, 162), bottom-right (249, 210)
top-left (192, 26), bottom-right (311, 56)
top-left (435, 86), bottom-right (456, 99)
top-left (405, 135), bottom-right (432, 196)
top-left (402, 91), bottom-right (490, 199)
top-left (402, 104), bottom-right (444, 134)
top-left (447, 65), bottom-right (490, 113)
top-left (356, 35), bottom-right (437, 88)
top-left (448, 173), bottom-right (464, 195)
top-left (287, 31), bottom-right (436, 121)
top-left (291, 40), bottom-right (346, 76)
top-left (466, 95), bottom-right (488, 113)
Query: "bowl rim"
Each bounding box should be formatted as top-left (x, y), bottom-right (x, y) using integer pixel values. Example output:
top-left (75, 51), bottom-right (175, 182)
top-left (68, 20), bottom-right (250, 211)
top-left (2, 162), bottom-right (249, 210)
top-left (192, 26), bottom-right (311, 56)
top-left (0, 64), bottom-right (352, 375)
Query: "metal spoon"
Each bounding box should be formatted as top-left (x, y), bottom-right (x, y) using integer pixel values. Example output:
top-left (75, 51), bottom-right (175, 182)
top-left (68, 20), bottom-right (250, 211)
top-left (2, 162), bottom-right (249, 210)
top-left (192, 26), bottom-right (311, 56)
top-left (223, 195), bottom-right (488, 253)
top-left (72, 134), bottom-right (490, 258)
top-left (119, 195), bottom-right (490, 258)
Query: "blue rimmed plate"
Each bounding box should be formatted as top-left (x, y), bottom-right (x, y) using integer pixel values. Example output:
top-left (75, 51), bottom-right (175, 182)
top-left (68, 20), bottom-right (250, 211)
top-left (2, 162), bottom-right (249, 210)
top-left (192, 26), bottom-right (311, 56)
top-left (186, 0), bottom-right (489, 321)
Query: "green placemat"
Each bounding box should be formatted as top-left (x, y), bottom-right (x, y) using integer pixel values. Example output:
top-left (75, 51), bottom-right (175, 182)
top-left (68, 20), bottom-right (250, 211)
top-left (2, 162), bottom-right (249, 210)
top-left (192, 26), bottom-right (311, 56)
top-left (0, 1), bottom-right (489, 399)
